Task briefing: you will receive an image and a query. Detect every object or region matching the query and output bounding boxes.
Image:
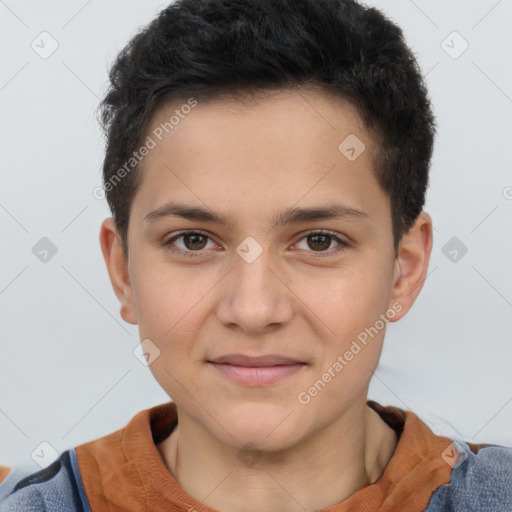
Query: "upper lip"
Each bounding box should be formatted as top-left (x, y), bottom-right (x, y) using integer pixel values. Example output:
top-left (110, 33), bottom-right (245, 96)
top-left (208, 354), bottom-right (306, 367)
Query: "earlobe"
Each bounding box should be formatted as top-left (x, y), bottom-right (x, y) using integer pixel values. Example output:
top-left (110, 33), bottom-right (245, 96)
top-left (388, 213), bottom-right (433, 322)
top-left (99, 218), bottom-right (138, 325)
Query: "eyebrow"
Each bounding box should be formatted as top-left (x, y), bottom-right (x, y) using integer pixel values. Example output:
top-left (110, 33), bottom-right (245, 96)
top-left (143, 202), bottom-right (370, 231)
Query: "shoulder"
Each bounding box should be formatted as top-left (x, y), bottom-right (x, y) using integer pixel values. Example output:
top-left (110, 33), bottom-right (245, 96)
top-left (0, 449), bottom-right (90, 512)
top-left (426, 439), bottom-right (512, 512)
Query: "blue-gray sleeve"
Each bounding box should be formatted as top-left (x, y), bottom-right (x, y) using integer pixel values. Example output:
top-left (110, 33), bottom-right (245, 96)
top-left (0, 449), bottom-right (91, 512)
top-left (426, 439), bottom-right (512, 512)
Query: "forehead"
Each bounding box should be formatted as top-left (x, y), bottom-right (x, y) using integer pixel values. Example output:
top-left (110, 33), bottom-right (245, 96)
top-left (146, 87), bottom-right (371, 154)
top-left (131, 88), bottom-right (388, 228)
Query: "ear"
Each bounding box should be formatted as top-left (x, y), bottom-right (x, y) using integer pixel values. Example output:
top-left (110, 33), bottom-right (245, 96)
top-left (99, 218), bottom-right (138, 325)
top-left (388, 212), bottom-right (433, 322)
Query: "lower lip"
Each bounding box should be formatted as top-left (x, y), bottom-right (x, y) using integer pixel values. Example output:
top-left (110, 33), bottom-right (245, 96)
top-left (208, 362), bottom-right (306, 385)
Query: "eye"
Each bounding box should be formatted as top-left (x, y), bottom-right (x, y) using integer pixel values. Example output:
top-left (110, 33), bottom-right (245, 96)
top-left (163, 230), bottom-right (217, 258)
top-left (163, 229), bottom-right (349, 258)
top-left (294, 230), bottom-right (349, 256)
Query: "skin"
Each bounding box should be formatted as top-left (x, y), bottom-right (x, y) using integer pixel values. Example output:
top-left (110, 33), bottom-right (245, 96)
top-left (100, 87), bottom-right (433, 512)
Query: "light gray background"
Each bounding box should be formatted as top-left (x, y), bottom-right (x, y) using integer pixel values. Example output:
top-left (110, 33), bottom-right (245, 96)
top-left (1, 0), bottom-right (511, 469)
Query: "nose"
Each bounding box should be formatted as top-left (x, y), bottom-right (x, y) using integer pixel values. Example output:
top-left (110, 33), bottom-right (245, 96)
top-left (215, 247), bottom-right (294, 334)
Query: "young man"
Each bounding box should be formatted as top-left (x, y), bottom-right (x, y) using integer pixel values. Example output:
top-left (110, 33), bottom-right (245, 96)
top-left (1, 0), bottom-right (511, 510)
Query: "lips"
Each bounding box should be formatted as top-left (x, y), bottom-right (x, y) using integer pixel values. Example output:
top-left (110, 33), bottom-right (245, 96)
top-left (208, 353), bottom-right (305, 367)
top-left (207, 353), bottom-right (308, 385)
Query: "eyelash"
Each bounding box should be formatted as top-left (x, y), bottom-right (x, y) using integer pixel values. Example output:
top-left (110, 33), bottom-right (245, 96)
top-left (163, 229), bottom-right (350, 258)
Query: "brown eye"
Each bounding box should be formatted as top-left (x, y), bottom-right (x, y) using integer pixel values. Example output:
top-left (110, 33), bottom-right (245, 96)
top-left (295, 231), bottom-right (349, 256)
top-left (164, 230), bottom-right (215, 257)
top-left (306, 234), bottom-right (332, 251)
top-left (181, 233), bottom-right (208, 250)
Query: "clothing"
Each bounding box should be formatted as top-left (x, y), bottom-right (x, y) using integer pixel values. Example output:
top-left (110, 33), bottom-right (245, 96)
top-left (1, 400), bottom-right (511, 511)
top-left (0, 468), bottom-right (9, 486)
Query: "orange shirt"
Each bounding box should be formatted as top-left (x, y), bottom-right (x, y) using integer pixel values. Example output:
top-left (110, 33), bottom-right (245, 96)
top-left (0, 465), bottom-right (10, 484)
top-left (63, 400), bottom-right (455, 511)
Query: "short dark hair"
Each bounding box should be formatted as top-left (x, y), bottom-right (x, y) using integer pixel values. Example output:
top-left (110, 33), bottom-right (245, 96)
top-left (98, 0), bottom-right (435, 256)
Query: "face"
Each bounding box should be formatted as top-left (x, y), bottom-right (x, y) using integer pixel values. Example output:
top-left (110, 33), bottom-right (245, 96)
top-left (101, 88), bottom-right (431, 452)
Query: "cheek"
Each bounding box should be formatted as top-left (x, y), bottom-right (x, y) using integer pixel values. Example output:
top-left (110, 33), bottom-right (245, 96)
top-left (292, 259), bottom-right (393, 339)
top-left (136, 276), bottom-right (204, 401)
top-left (131, 261), bottom-right (214, 372)
top-left (296, 272), bottom-right (391, 413)
top-left (131, 255), bottom-right (196, 335)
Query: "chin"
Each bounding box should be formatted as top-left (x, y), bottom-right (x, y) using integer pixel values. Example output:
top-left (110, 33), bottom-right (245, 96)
top-left (212, 404), bottom-right (308, 452)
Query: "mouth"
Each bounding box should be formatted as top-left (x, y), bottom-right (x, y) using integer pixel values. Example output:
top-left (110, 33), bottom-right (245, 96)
top-left (206, 353), bottom-right (308, 385)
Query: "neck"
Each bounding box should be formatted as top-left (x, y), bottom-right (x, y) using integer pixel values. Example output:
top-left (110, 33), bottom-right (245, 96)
top-left (157, 401), bottom-right (397, 512)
